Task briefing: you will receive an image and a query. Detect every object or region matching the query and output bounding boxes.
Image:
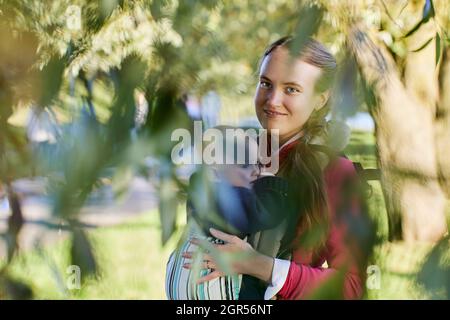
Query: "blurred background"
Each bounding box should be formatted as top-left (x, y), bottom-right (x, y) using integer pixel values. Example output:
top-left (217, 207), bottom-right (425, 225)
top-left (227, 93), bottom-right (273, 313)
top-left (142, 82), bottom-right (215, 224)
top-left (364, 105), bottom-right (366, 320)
top-left (0, 0), bottom-right (449, 299)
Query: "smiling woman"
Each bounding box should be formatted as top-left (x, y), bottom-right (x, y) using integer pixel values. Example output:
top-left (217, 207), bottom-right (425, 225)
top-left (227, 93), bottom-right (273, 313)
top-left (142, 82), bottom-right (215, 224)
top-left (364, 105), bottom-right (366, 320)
top-left (255, 38), bottom-right (335, 146)
top-left (182, 36), bottom-right (370, 300)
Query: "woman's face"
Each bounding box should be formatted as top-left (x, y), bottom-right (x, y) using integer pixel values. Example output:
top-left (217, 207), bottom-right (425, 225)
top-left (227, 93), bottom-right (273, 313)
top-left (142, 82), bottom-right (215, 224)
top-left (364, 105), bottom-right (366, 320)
top-left (254, 47), bottom-right (326, 144)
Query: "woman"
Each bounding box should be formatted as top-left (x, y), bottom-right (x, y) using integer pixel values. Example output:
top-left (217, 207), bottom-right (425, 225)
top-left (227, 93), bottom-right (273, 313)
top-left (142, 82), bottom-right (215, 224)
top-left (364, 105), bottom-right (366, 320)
top-left (183, 37), bottom-right (367, 300)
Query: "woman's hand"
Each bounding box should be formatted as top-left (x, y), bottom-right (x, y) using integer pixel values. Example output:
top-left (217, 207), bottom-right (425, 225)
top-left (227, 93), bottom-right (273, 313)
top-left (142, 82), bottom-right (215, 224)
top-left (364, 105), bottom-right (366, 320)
top-left (182, 228), bottom-right (275, 284)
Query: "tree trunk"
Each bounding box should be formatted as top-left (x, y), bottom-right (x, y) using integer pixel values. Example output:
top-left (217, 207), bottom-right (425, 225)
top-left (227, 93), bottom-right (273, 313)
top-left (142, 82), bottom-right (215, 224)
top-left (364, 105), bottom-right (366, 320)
top-left (348, 27), bottom-right (447, 242)
top-left (403, 21), bottom-right (438, 110)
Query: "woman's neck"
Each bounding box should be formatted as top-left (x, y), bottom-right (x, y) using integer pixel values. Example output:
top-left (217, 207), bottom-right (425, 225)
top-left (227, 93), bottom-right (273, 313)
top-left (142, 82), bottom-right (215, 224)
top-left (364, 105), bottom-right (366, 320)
top-left (279, 131), bottom-right (304, 148)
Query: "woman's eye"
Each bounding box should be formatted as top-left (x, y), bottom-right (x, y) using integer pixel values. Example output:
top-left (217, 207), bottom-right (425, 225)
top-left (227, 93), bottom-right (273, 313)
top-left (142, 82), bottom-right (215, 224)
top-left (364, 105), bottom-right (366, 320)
top-left (260, 81), bottom-right (271, 89)
top-left (286, 87), bottom-right (299, 94)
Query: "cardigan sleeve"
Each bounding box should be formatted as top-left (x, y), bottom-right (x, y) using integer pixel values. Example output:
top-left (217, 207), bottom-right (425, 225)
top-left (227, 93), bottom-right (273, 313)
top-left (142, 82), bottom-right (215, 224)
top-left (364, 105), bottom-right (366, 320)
top-left (264, 258), bottom-right (291, 300)
top-left (272, 157), bottom-right (366, 300)
top-left (275, 232), bottom-right (364, 299)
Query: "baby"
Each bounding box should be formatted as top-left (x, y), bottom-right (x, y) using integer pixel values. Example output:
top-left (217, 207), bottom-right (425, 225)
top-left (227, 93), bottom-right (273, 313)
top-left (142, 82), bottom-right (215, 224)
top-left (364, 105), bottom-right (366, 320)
top-left (165, 127), bottom-right (291, 300)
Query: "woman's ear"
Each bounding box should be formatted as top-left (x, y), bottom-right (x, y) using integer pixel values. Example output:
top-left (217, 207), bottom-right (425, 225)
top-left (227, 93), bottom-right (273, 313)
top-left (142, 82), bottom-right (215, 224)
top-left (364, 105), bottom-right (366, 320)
top-left (315, 91), bottom-right (330, 111)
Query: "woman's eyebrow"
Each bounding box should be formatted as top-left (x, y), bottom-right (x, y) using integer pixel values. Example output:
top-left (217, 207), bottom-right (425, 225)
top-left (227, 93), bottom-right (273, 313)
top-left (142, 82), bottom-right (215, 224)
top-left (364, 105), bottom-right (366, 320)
top-left (259, 75), bottom-right (272, 82)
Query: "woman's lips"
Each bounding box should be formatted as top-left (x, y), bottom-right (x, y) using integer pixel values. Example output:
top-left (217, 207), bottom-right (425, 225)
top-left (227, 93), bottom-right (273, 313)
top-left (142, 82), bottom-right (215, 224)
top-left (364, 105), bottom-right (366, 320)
top-left (263, 109), bottom-right (288, 118)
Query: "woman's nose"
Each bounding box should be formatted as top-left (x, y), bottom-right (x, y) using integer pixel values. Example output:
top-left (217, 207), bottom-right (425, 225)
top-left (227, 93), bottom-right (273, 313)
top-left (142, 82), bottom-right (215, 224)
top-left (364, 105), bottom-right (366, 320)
top-left (267, 88), bottom-right (283, 108)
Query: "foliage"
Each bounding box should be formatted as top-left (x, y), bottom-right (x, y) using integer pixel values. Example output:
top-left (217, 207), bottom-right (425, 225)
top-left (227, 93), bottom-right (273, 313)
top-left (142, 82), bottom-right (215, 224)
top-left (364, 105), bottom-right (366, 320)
top-left (0, 0), bottom-right (449, 299)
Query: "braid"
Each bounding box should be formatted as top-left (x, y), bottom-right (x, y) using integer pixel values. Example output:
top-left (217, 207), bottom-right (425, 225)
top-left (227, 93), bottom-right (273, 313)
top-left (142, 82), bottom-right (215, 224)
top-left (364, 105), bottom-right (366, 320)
top-left (279, 108), bottom-right (331, 256)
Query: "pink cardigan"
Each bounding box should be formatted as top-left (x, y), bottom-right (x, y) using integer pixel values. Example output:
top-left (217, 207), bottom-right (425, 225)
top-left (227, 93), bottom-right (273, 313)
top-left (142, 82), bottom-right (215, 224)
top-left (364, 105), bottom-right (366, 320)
top-left (276, 157), bottom-right (365, 300)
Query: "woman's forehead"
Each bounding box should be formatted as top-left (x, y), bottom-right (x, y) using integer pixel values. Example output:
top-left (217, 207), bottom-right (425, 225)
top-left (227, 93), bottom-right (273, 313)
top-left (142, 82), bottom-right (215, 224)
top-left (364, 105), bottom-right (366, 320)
top-left (259, 47), bottom-right (322, 86)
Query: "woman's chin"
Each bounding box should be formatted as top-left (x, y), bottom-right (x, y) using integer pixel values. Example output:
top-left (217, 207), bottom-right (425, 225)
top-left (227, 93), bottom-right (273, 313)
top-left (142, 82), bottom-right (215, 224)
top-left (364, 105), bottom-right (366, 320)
top-left (264, 119), bottom-right (285, 131)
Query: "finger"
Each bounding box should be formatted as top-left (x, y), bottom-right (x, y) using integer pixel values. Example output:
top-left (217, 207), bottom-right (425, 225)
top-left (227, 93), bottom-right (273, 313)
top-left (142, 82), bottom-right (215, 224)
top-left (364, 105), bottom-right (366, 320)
top-left (183, 262), bottom-right (192, 269)
top-left (203, 253), bottom-right (213, 261)
top-left (189, 237), bottom-right (200, 246)
top-left (182, 262), bottom-right (208, 270)
top-left (190, 237), bottom-right (218, 253)
top-left (209, 228), bottom-right (237, 243)
top-left (182, 251), bottom-right (217, 263)
top-left (183, 260), bottom-right (217, 270)
top-left (196, 270), bottom-right (224, 284)
top-left (203, 260), bottom-right (216, 270)
top-left (181, 252), bottom-right (193, 259)
top-left (190, 237), bottom-right (211, 249)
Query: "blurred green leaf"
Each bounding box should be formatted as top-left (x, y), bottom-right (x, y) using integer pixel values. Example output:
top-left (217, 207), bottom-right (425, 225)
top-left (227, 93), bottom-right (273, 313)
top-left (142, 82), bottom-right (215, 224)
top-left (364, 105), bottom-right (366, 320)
top-left (294, 224), bottom-right (328, 251)
top-left (332, 53), bottom-right (361, 119)
top-left (146, 90), bottom-right (191, 157)
top-left (187, 167), bottom-right (235, 234)
top-left (70, 226), bottom-right (98, 280)
top-left (198, 0), bottom-right (221, 10)
top-left (360, 72), bottom-right (377, 112)
top-left (111, 165), bottom-right (133, 201)
top-left (403, 20), bottom-right (424, 38)
top-left (6, 189), bottom-right (24, 262)
top-left (403, 0), bottom-right (435, 38)
top-left (37, 55), bottom-right (66, 108)
top-left (158, 167), bottom-right (178, 245)
top-left (436, 33), bottom-right (441, 66)
top-left (100, 0), bottom-right (122, 19)
top-left (0, 273), bottom-right (33, 300)
top-left (290, 4), bottom-right (323, 55)
top-left (83, 1), bottom-right (120, 33)
top-left (35, 243), bottom-right (70, 298)
top-left (149, 0), bottom-right (171, 21)
top-left (307, 269), bottom-right (346, 299)
top-left (417, 236), bottom-right (450, 299)
top-left (0, 125), bottom-right (32, 180)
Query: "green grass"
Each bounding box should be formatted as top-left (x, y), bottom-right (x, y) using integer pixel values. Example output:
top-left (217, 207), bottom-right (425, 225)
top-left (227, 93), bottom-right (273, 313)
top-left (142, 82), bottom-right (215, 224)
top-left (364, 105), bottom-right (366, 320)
top-left (2, 210), bottom-right (185, 299)
top-left (367, 242), bottom-right (435, 299)
top-left (2, 129), bottom-right (447, 299)
top-left (344, 130), bottom-right (378, 168)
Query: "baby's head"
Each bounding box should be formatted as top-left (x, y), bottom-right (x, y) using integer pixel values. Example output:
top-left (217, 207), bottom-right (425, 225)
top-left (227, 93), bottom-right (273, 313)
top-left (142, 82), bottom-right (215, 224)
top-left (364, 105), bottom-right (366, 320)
top-left (209, 125), bottom-right (259, 188)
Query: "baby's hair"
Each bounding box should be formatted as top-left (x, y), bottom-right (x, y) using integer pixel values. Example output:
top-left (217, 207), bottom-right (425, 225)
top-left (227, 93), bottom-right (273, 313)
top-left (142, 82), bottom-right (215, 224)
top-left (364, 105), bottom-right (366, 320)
top-left (209, 125), bottom-right (259, 167)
